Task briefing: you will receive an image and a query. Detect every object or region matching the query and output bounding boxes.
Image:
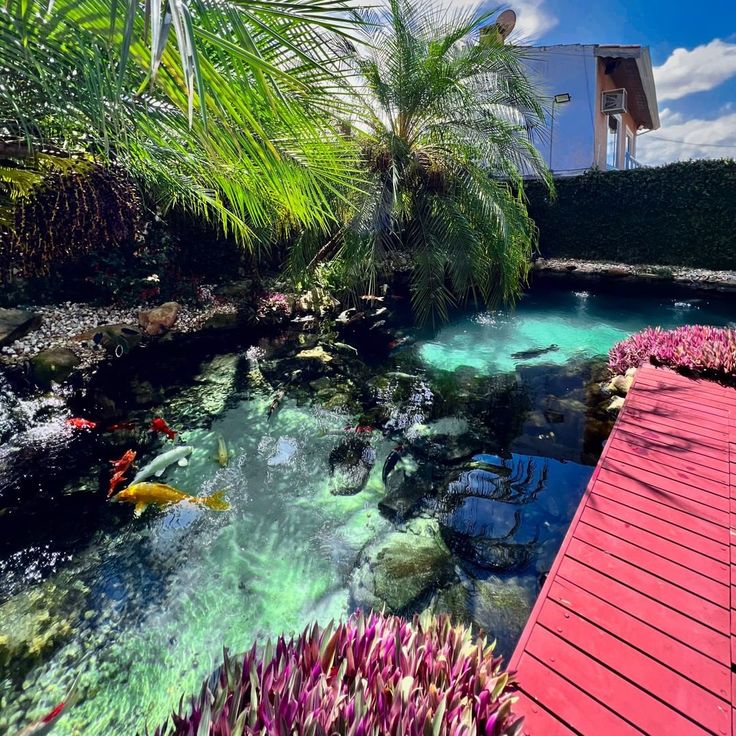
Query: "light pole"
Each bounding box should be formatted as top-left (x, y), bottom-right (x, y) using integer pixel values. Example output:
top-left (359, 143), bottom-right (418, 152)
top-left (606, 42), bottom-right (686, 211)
top-left (549, 92), bottom-right (572, 172)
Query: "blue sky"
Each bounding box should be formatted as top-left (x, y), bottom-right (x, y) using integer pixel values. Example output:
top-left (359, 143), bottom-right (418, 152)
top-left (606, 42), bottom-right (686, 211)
top-left (472, 0), bottom-right (736, 163)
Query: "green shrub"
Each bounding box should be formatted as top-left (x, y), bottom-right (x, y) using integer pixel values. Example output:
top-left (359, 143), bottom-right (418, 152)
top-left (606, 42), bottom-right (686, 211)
top-left (526, 159), bottom-right (736, 269)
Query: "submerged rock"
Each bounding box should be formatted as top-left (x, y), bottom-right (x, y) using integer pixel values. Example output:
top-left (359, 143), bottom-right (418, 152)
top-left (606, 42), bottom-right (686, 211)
top-left (30, 348), bottom-right (80, 389)
top-left (349, 517), bottom-right (455, 613)
top-left (0, 309), bottom-right (42, 348)
top-left (430, 574), bottom-right (537, 655)
top-left (328, 435), bottom-right (375, 495)
top-left (296, 345), bottom-right (333, 364)
top-left (0, 576), bottom-right (89, 683)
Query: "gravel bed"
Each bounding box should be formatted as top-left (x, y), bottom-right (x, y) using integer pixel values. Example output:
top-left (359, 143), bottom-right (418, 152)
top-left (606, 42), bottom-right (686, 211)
top-left (0, 296), bottom-right (239, 370)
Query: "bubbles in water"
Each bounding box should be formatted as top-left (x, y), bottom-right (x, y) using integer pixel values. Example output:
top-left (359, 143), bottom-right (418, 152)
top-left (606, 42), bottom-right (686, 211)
top-left (245, 345), bottom-right (266, 362)
top-left (673, 300), bottom-right (699, 310)
top-left (574, 291), bottom-right (590, 299)
top-left (472, 311), bottom-right (504, 326)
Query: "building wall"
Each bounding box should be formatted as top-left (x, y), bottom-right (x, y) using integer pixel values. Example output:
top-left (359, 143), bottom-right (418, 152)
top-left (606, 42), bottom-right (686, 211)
top-left (523, 45), bottom-right (599, 175)
top-left (595, 62), bottom-right (640, 169)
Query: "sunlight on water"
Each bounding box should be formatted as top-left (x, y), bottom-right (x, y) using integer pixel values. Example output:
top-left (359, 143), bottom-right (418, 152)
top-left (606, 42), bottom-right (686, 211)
top-left (4, 287), bottom-right (736, 735)
top-left (2, 398), bottom-right (398, 735)
top-left (419, 291), bottom-right (735, 375)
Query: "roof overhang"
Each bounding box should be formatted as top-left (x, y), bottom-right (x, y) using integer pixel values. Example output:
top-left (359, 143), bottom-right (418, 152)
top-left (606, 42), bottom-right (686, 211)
top-left (595, 45), bottom-right (660, 131)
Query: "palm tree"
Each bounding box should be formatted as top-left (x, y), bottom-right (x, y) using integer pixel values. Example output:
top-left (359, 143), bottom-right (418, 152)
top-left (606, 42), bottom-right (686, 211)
top-left (294, 0), bottom-right (552, 324)
top-left (0, 0), bottom-right (362, 249)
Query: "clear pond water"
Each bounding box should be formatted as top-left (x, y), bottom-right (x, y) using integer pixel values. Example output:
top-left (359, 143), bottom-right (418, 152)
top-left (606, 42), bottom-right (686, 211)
top-left (2, 286), bottom-right (736, 735)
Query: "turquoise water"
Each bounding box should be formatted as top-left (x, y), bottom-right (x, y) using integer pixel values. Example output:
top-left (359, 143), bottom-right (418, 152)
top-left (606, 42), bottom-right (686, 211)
top-left (2, 287), bottom-right (736, 735)
top-left (420, 289), bottom-right (734, 374)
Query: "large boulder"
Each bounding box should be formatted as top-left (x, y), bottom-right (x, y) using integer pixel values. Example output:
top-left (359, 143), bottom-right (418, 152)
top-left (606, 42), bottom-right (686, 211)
top-left (349, 517), bottom-right (456, 613)
top-left (138, 301), bottom-right (180, 336)
top-left (30, 348), bottom-right (80, 389)
top-left (0, 309), bottom-right (42, 348)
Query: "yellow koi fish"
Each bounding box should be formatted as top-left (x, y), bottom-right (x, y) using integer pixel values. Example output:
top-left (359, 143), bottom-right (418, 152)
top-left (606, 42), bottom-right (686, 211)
top-left (217, 435), bottom-right (229, 467)
top-left (114, 482), bottom-right (229, 516)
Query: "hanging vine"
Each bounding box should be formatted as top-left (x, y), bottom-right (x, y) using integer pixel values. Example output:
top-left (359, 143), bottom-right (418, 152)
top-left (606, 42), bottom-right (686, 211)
top-left (0, 157), bottom-right (142, 280)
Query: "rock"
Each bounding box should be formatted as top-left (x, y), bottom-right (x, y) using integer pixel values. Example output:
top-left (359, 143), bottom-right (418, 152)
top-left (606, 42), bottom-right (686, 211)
top-left (0, 577), bottom-right (89, 681)
top-left (138, 301), bottom-right (180, 336)
top-left (349, 517), bottom-right (455, 613)
top-left (606, 373), bottom-right (634, 396)
top-left (79, 323), bottom-right (142, 356)
top-left (438, 459), bottom-right (541, 572)
top-left (625, 367), bottom-right (638, 379)
top-left (430, 574), bottom-right (537, 654)
top-left (608, 396), bottom-right (625, 412)
top-left (328, 435), bottom-right (376, 495)
top-left (378, 463), bottom-right (429, 522)
top-left (296, 345), bottom-right (333, 364)
top-left (30, 348), bottom-right (80, 389)
top-left (201, 312), bottom-right (240, 331)
top-left (214, 279), bottom-right (254, 300)
top-left (309, 377), bottom-right (332, 393)
top-left (0, 309), bottom-right (42, 347)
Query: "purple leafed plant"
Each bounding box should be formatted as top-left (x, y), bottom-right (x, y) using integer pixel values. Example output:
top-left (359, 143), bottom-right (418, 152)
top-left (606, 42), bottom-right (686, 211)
top-left (609, 325), bottom-right (736, 378)
top-left (148, 611), bottom-right (522, 736)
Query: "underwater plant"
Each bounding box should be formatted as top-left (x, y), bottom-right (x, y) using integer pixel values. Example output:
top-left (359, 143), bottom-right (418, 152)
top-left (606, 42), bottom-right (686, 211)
top-left (609, 325), bottom-right (736, 378)
top-left (149, 611), bottom-right (521, 736)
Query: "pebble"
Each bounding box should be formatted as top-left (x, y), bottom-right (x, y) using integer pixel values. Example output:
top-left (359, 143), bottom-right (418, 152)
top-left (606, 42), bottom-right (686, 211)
top-left (0, 291), bottom-right (238, 371)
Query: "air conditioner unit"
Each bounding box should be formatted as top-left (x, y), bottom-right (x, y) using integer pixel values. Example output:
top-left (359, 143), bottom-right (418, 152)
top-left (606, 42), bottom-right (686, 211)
top-left (601, 88), bottom-right (628, 115)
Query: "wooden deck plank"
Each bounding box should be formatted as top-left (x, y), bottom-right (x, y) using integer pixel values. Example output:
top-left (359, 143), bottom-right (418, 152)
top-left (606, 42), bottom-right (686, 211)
top-left (536, 600), bottom-right (730, 733)
top-left (598, 461), bottom-right (730, 510)
top-left (580, 506), bottom-right (729, 582)
top-left (606, 442), bottom-right (729, 488)
top-left (558, 557), bottom-right (730, 664)
top-left (510, 365), bottom-right (736, 736)
top-left (524, 626), bottom-right (714, 735)
top-left (592, 481), bottom-right (729, 539)
top-left (585, 492), bottom-right (730, 562)
top-left (547, 577), bottom-right (731, 698)
top-left (574, 521), bottom-right (729, 605)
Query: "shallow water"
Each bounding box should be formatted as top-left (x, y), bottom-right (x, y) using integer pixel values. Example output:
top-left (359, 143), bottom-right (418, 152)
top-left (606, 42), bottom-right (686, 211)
top-left (2, 287), bottom-right (736, 735)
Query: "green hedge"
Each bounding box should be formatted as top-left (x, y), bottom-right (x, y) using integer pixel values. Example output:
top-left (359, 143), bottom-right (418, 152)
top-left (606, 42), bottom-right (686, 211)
top-left (525, 159), bottom-right (736, 269)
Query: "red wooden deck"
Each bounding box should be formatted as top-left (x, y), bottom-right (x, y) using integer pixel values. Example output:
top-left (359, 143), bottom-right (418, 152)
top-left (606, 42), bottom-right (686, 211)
top-left (509, 363), bottom-right (736, 735)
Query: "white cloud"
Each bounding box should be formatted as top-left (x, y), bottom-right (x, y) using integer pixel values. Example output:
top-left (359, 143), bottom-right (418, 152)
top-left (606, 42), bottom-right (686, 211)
top-left (637, 107), bottom-right (736, 165)
top-left (416, 0), bottom-right (557, 43)
top-left (510, 0), bottom-right (558, 42)
top-left (654, 39), bottom-right (736, 101)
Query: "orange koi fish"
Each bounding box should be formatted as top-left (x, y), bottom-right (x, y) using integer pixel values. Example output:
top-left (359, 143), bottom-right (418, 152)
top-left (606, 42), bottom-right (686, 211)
top-left (150, 417), bottom-right (177, 440)
top-left (65, 418), bottom-right (97, 431)
top-left (110, 449), bottom-right (136, 474)
top-left (108, 449), bottom-right (137, 497)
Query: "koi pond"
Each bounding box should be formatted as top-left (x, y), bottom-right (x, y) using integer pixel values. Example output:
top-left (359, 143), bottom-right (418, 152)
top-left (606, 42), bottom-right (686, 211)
top-left (1, 286), bottom-right (735, 734)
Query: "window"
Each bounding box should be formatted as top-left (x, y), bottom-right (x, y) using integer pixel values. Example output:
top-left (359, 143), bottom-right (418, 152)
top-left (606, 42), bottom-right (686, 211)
top-left (606, 115), bottom-right (620, 169)
top-left (625, 130), bottom-right (637, 169)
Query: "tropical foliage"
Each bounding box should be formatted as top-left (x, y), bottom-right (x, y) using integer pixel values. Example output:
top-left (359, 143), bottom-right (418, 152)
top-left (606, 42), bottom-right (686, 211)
top-left (609, 325), bottom-right (736, 378)
top-left (150, 611), bottom-right (521, 736)
top-left (293, 0), bottom-right (551, 323)
top-left (0, 0), bottom-right (360, 250)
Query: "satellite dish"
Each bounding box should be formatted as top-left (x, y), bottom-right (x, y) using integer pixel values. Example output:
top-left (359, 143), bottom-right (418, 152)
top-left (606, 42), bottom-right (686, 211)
top-left (480, 9), bottom-right (517, 44)
top-left (496, 9), bottom-right (517, 40)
